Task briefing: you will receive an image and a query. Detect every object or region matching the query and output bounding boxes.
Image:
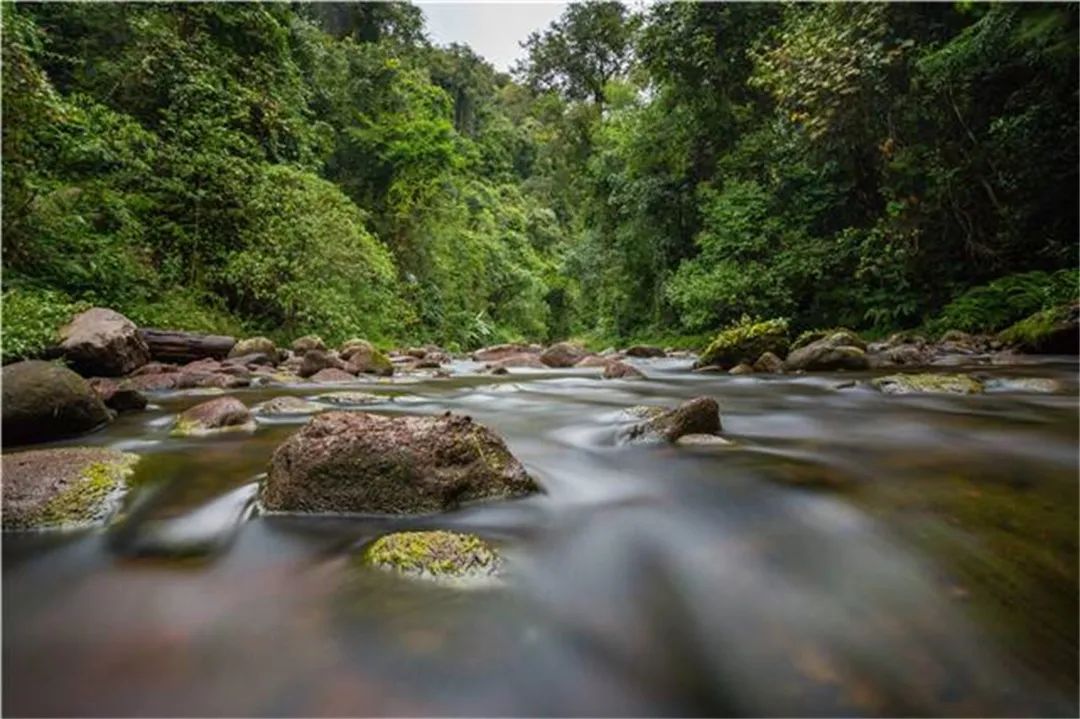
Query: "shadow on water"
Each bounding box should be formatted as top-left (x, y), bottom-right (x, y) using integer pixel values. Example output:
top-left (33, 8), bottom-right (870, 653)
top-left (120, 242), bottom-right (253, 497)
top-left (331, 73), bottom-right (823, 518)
top-left (3, 358), bottom-right (1078, 716)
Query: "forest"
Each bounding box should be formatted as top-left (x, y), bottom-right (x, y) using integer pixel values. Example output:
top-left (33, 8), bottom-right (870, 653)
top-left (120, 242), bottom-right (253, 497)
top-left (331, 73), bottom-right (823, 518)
top-left (2, 1), bottom-right (1078, 359)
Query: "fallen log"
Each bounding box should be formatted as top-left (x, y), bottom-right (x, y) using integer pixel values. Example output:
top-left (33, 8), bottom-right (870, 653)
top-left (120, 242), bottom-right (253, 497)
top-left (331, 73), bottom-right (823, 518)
top-left (137, 328), bottom-right (236, 363)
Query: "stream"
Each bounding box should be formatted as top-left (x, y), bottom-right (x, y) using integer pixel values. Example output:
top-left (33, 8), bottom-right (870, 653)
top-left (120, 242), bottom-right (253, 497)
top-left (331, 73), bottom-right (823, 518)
top-left (3, 356), bottom-right (1078, 716)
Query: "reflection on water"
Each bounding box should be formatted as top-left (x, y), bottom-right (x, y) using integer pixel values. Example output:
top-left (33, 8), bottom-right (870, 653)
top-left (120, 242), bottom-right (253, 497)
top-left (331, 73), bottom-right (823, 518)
top-left (3, 358), bottom-right (1077, 716)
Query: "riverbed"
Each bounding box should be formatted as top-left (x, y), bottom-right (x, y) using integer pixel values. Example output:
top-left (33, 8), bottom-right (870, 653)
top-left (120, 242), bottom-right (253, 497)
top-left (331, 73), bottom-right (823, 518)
top-left (4, 356), bottom-right (1077, 716)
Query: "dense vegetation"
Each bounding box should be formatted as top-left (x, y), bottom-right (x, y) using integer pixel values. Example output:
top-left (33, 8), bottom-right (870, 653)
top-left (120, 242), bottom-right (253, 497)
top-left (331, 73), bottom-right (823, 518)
top-left (2, 2), bottom-right (1077, 361)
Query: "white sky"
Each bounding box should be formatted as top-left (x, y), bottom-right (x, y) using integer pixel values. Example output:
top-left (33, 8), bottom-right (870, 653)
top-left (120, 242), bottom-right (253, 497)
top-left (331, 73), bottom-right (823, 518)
top-left (418, 1), bottom-right (569, 72)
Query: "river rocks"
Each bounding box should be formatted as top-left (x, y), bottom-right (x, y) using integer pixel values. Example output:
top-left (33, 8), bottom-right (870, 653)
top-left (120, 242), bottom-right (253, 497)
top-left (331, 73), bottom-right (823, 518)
top-left (729, 363), bottom-right (754, 375)
top-left (309, 367), bottom-right (356, 383)
top-left (314, 391), bottom-right (385, 406)
top-left (298, 349), bottom-right (346, 378)
top-left (783, 331), bottom-right (869, 372)
top-left (87, 377), bottom-right (148, 412)
top-left (621, 396), bottom-right (722, 444)
top-left (2, 447), bottom-right (138, 530)
top-left (228, 337), bottom-right (278, 361)
top-left (872, 343), bottom-right (930, 367)
top-left (253, 396), bottom-right (327, 415)
top-left (539, 342), bottom-right (588, 368)
top-left (472, 343), bottom-right (535, 362)
top-left (260, 411), bottom-right (539, 514)
top-left (344, 345), bottom-right (394, 376)
top-left (576, 355), bottom-right (613, 368)
top-left (603, 360), bottom-right (645, 379)
top-left (625, 345), bottom-right (665, 358)
top-left (172, 397), bottom-right (254, 436)
top-left (489, 353), bottom-right (546, 371)
top-left (872, 373), bottom-right (984, 395)
top-left (58, 308), bottom-right (150, 377)
top-left (2, 361), bottom-right (112, 445)
top-left (292, 335), bottom-right (326, 354)
top-left (998, 304), bottom-right (1078, 354)
top-left (698, 318), bottom-right (789, 369)
top-left (363, 530), bottom-right (501, 584)
top-left (753, 352), bottom-right (784, 374)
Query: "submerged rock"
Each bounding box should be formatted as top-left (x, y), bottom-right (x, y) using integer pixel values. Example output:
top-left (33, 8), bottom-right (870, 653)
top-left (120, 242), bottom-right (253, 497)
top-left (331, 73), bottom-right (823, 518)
top-left (2, 447), bottom-right (138, 530)
top-left (260, 411), bottom-right (539, 514)
top-left (172, 397), bottom-right (255, 436)
top-left (981, 377), bottom-right (1062, 394)
top-left (540, 341), bottom-right (588, 368)
top-left (784, 331), bottom-right (869, 372)
top-left (872, 373), bottom-right (984, 395)
top-left (314, 391), bottom-right (385, 406)
top-left (58, 307), bottom-right (150, 377)
top-left (2, 360), bottom-right (112, 446)
top-left (603, 360), bottom-right (645, 379)
top-left (621, 396), bottom-right (722, 444)
top-left (675, 433), bottom-right (735, 447)
top-left (253, 396), bottom-right (327, 415)
top-left (363, 530), bottom-right (501, 584)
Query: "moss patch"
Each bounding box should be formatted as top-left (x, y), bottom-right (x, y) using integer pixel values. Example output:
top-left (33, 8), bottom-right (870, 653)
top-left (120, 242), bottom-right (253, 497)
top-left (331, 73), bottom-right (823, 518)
top-left (872, 373), bottom-right (984, 395)
top-left (699, 317), bottom-right (789, 368)
top-left (363, 530), bottom-right (501, 584)
top-left (998, 305), bottom-right (1074, 352)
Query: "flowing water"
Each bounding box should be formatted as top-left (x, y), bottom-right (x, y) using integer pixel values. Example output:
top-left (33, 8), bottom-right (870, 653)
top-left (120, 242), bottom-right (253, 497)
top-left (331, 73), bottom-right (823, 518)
top-left (4, 357), bottom-right (1078, 716)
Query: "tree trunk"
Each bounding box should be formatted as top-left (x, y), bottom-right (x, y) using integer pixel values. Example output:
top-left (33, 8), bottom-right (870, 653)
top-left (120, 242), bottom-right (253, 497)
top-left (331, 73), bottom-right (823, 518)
top-left (138, 329), bottom-right (236, 363)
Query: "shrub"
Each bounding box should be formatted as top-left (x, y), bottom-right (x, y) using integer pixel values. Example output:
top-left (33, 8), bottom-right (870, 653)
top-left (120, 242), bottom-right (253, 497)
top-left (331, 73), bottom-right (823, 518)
top-left (0, 286), bottom-right (89, 363)
top-left (925, 269), bottom-right (1079, 335)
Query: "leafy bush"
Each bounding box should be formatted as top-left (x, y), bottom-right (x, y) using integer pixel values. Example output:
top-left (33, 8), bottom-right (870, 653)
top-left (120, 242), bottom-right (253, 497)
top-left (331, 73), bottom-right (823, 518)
top-left (0, 286), bottom-right (88, 363)
top-left (925, 269), bottom-right (1079, 335)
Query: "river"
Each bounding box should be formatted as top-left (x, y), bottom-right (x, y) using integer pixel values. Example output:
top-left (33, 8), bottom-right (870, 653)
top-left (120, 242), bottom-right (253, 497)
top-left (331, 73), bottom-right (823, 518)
top-left (4, 356), bottom-right (1077, 716)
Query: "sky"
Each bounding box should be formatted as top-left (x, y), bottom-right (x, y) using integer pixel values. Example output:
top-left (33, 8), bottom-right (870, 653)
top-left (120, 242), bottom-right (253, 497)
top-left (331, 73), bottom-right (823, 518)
top-left (418, 2), bottom-right (569, 73)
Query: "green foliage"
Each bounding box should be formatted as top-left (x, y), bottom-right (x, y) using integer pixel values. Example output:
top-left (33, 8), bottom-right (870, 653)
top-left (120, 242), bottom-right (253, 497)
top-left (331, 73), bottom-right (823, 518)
top-left (997, 305), bottom-right (1074, 350)
top-left (925, 270), bottom-right (1078, 335)
top-left (0, 286), bottom-right (88, 363)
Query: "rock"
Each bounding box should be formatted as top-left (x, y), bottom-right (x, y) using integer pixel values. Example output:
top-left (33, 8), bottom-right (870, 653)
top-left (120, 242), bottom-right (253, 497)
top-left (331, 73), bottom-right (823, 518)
top-left (182, 358), bottom-right (222, 373)
top-left (223, 352), bottom-right (275, 368)
top-left (228, 337), bottom-right (278, 361)
top-left (675, 433), bottom-right (736, 447)
top-left (2, 447), bottom-right (138, 530)
top-left (471, 343), bottom-right (535, 362)
top-left (791, 328), bottom-right (867, 352)
top-left (872, 373), bottom-right (984, 395)
top-left (363, 530), bottom-right (501, 584)
top-left (752, 352), bottom-right (784, 374)
top-left (998, 304), bottom-right (1078, 354)
top-left (345, 344), bottom-right (394, 376)
top-left (490, 367), bottom-right (509, 375)
top-left (58, 308), bottom-right (150, 377)
top-left (183, 372), bottom-right (250, 390)
top-left (575, 355), bottom-right (612, 368)
top-left (171, 397), bottom-right (255, 436)
top-left (340, 338), bottom-right (376, 360)
top-left (783, 331), bottom-right (869, 372)
top-left (539, 341), bottom-right (588, 368)
top-left (260, 411), bottom-right (539, 514)
top-left (87, 377), bottom-right (148, 412)
top-left (298, 349), bottom-right (346, 378)
top-left (2, 361), bottom-right (112, 446)
top-left (292, 335), bottom-right (326, 354)
top-left (130, 362), bottom-right (180, 377)
top-left (603, 360), bottom-right (645, 379)
top-left (624, 345), bottom-right (665, 358)
top-left (309, 367), bottom-right (356, 383)
top-left (874, 344), bottom-right (930, 367)
top-left (403, 347), bottom-right (428, 359)
top-left (253, 396), bottom-right (327, 415)
top-left (489, 353), bottom-right (546, 370)
top-left (697, 318), bottom-right (789, 369)
top-left (621, 396), bottom-right (722, 444)
top-left (982, 377), bottom-right (1062, 393)
top-left (314, 391), bottom-right (385, 406)
top-left (729, 363), bottom-right (754, 375)
top-left (123, 373), bottom-right (180, 392)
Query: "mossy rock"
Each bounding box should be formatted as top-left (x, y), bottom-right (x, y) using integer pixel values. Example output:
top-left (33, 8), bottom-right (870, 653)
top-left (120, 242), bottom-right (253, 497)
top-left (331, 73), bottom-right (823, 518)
top-left (2, 447), bottom-right (138, 531)
top-left (314, 391), bottom-right (386, 406)
top-left (791, 327), bottom-right (864, 352)
top-left (2, 360), bottom-right (112, 446)
top-left (362, 530), bottom-right (501, 584)
top-left (253, 396), bottom-right (326, 416)
top-left (171, 396), bottom-right (254, 436)
top-left (291, 335), bottom-right (326, 354)
top-left (997, 304), bottom-right (1078, 354)
top-left (229, 336), bottom-right (278, 361)
top-left (698, 317), bottom-right (789, 369)
top-left (872, 373), bottom-right (984, 395)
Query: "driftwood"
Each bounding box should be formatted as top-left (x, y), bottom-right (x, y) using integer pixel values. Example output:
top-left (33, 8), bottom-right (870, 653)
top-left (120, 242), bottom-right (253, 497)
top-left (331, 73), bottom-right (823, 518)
top-left (138, 328), bottom-right (236, 363)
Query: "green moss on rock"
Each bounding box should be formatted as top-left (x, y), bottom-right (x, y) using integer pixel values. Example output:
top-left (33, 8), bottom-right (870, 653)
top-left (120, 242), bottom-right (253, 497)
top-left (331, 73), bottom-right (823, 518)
top-left (872, 373), bottom-right (984, 395)
top-left (997, 305), bottom-right (1078, 354)
top-left (698, 317), bottom-right (789, 368)
top-left (363, 530), bottom-right (501, 583)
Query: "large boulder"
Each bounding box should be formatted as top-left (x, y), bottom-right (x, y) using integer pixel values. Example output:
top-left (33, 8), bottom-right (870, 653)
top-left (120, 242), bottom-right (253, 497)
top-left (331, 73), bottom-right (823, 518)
top-left (620, 397), bottom-right (722, 444)
top-left (998, 304), bottom-right (1078, 354)
top-left (783, 331), bottom-right (869, 372)
top-left (697, 318), bottom-right (789, 369)
top-left (472, 343), bottom-right (535, 362)
top-left (298, 349), bottom-right (346, 378)
top-left (539, 342), bottom-right (588, 368)
top-left (291, 335), bottom-right (326, 354)
top-left (2, 361), bottom-right (112, 446)
top-left (2, 447), bottom-right (138, 530)
top-left (171, 397), bottom-right (254, 436)
top-left (260, 411), bottom-right (539, 514)
top-left (58, 308), bottom-right (150, 376)
top-left (228, 337), bottom-right (278, 361)
top-left (344, 344), bottom-right (394, 376)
